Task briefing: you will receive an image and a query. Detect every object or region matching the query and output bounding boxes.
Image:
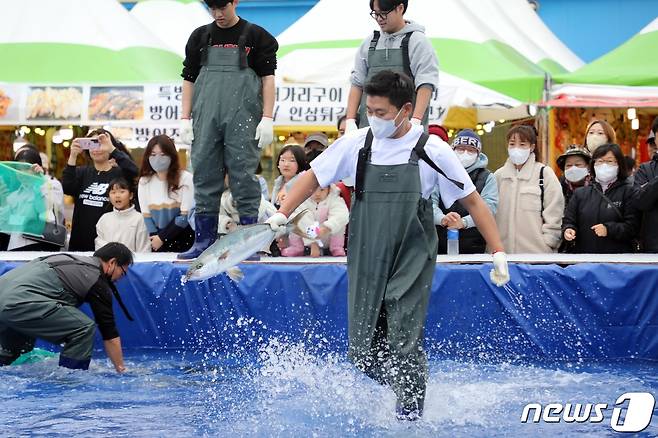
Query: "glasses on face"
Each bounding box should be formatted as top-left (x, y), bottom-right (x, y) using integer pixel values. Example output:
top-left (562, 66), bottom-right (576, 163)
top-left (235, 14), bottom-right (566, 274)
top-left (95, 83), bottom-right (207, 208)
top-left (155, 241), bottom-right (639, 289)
top-left (369, 8), bottom-right (395, 20)
top-left (594, 158), bottom-right (617, 166)
top-left (119, 265), bottom-right (127, 277)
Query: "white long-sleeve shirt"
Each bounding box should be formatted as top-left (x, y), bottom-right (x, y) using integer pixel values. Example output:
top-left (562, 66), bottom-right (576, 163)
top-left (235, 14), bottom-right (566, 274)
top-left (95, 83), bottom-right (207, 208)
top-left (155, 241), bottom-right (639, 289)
top-left (95, 205), bottom-right (151, 252)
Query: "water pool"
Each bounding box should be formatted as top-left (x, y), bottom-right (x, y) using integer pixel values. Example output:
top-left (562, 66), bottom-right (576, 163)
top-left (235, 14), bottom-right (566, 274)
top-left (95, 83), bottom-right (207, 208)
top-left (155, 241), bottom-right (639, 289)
top-left (2, 342), bottom-right (657, 437)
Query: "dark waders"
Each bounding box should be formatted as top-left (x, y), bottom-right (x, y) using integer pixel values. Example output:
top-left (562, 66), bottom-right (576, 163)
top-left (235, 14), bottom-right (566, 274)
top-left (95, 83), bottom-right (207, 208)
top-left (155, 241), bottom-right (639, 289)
top-left (180, 22), bottom-right (264, 259)
top-left (358, 31), bottom-right (429, 129)
top-left (0, 260), bottom-right (95, 369)
top-left (347, 131), bottom-right (437, 417)
top-left (191, 23), bottom-right (262, 219)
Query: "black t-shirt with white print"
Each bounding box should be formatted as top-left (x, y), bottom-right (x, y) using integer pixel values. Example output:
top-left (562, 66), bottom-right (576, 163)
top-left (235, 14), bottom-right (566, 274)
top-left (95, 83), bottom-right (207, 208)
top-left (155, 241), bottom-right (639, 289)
top-left (62, 150), bottom-right (138, 251)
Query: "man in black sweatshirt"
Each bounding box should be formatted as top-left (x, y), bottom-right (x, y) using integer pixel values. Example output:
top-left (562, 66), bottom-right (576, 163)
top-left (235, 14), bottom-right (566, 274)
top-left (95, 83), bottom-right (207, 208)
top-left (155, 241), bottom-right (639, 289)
top-left (634, 118), bottom-right (658, 252)
top-left (0, 243), bottom-right (133, 372)
top-left (178, 0), bottom-right (278, 259)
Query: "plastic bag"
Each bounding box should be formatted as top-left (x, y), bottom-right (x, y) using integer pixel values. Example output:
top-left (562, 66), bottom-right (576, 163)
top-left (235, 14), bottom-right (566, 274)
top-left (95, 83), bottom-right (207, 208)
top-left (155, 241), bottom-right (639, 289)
top-left (0, 161), bottom-right (48, 236)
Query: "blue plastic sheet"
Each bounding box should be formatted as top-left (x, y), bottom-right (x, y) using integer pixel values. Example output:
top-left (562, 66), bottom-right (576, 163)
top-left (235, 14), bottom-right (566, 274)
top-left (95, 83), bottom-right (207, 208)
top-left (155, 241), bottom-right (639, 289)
top-left (1, 261), bottom-right (656, 360)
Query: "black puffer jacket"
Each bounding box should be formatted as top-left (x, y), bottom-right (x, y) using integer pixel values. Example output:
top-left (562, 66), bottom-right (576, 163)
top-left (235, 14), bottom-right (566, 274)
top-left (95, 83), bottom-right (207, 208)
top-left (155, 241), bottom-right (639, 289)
top-left (634, 154), bottom-right (658, 252)
top-left (562, 179), bottom-right (640, 253)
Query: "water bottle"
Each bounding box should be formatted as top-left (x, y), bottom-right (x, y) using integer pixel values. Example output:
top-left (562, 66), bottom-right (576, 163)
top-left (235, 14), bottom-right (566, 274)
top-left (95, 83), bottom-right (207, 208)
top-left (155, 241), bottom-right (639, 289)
top-left (447, 229), bottom-right (459, 255)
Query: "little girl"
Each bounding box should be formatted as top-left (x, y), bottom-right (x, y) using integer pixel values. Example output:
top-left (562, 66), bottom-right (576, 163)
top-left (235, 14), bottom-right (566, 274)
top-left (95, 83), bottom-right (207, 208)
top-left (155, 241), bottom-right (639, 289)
top-left (95, 177), bottom-right (151, 252)
top-left (282, 184), bottom-right (349, 257)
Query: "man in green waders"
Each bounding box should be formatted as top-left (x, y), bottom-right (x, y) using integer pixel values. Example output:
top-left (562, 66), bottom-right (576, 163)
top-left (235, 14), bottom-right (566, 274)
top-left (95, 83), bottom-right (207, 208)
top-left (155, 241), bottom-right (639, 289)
top-left (0, 243), bottom-right (134, 372)
top-left (267, 71), bottom-right (510, 420)
top-left (178, 0), bottom-right (278, 259)
top-left (344, 0), bottom-right (438, 133)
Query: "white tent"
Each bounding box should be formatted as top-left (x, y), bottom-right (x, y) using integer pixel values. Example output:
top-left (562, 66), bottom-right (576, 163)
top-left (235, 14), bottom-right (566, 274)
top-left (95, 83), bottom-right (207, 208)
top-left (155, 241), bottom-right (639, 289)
top-left (275, 0), bottom-right (564, 128)
top-left (130, 0), bottom-right (213, 57)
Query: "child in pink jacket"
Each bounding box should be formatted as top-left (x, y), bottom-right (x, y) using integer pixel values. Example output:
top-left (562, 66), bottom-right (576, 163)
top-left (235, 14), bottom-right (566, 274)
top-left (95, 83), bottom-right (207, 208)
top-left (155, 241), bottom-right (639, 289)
top-left (282, 184), bottom-right (349, 257)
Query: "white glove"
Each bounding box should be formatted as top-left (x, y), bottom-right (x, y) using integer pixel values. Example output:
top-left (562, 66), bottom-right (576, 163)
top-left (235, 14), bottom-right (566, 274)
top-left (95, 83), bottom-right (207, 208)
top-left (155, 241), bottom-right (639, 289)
top-left (410, 117), bottom-right (422, 126)
top-left (180, 118), bottom-right (194, 145)
top-left (490, 251), bottom-right (510, 287)
top-left (255, 116), bottom-right (274, 149)
top-left (345, 119), bottom-right (358, 133)
top-left (265, 212), bottom-right (288, 233)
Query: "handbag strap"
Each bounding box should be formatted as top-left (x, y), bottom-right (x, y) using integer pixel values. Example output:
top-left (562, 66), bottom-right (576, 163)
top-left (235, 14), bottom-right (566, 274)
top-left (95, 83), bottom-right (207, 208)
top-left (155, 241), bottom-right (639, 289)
top-left (592, 184), bottom-right (623, 220)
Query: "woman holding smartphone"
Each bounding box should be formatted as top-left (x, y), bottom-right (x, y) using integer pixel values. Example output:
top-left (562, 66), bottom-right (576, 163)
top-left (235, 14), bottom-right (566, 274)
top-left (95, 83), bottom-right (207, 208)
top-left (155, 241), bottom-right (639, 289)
top-left (63, 129), bottom-right (138, 251)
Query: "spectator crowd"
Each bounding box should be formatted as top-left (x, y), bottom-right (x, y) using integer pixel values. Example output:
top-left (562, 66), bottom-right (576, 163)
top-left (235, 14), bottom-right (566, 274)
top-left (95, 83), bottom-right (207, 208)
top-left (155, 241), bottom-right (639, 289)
top-left (2, 115), bottom-right (658, 257)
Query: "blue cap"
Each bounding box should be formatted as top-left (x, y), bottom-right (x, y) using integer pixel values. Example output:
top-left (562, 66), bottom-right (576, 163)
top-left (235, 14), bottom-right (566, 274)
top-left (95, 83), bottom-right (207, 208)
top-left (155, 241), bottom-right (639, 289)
top-left (447, 229), bottom-right (459, 239)
top-left (451, 129), bottom-right (482, 152)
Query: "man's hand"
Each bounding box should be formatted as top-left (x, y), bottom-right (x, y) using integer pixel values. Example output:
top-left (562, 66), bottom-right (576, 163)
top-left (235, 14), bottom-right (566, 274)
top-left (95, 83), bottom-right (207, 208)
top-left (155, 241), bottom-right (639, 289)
top-left (490, 251), bottom-right (510, 287)
top-left (255, 117), bottom-right (274, 149)
top-left (180, 118), bottom-right (194, 145)
top-left (441, 212), bottom-right (463, 229)
top-left (345, 119), bottom-right (358, 134)
top-left (265, 212), bottom-right (288, 233)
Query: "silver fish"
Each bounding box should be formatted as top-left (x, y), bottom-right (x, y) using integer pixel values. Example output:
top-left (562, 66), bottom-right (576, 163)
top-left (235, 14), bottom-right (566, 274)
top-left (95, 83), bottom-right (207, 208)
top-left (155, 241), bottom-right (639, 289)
top-left (182, 211), bottom-right (310, 283)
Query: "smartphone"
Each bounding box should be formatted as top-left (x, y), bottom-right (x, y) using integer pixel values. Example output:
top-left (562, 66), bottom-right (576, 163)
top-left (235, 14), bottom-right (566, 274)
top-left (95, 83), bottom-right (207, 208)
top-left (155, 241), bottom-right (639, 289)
top-left (76, 138), bottom-right (100, 150)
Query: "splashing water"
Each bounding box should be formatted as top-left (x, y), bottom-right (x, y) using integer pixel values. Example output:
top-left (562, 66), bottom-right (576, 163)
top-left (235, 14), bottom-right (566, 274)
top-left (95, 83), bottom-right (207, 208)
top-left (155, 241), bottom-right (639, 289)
top-left (2, 338), bottom-right (657, 437)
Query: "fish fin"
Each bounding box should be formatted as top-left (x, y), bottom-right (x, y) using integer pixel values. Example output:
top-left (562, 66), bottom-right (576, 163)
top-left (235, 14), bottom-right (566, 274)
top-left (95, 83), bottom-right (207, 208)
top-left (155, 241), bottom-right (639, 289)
top-left (226, 267), bottom-right (244, 282)
top-left (288, 209), bottom-right (314, 240)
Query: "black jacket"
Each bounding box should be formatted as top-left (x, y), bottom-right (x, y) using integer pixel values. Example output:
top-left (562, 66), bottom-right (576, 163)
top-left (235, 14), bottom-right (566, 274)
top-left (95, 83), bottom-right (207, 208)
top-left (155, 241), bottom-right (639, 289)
top-left (62, 150), bottom-right (138, 251)
top-left (562, 179), bottom-right (640, 253)
top-left (634, 154), bottom-right (658, 252)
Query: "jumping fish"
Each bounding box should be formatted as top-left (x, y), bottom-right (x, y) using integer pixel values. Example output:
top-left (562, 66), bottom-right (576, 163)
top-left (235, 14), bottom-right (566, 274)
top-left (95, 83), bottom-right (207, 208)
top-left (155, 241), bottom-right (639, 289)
top-left (182, 211), bottom-right (310, 283)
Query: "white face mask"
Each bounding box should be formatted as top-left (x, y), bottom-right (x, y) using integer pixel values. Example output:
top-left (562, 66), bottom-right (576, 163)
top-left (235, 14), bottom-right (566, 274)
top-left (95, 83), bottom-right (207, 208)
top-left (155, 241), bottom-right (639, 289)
top-left (455, 150), bottom-right (478, 168)
top-left (367, 109), bottom-right (404, 139)
top-left (149, 155), bottom-right (171, 173)
top-left (508, 147), bottom-right (531, 166)
top-left (586, 134), bottom-right (607, 153)
top-left (594, 164), bottom-right (618, 183)
top-left (564, 166), bottom-right (589, 183)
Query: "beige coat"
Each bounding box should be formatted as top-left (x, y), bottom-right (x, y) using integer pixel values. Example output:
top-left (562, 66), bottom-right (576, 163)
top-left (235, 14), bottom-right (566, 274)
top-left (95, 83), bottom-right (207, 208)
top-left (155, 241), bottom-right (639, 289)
top-left (494, 154), bottom-right (564, 253)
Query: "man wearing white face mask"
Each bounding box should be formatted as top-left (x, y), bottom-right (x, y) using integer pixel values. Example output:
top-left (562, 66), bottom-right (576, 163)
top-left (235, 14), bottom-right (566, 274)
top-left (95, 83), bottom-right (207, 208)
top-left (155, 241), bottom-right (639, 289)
top-left (432, 130), bottom-right (498, 254)
top-left (265, 71), bottom-right (510, 421)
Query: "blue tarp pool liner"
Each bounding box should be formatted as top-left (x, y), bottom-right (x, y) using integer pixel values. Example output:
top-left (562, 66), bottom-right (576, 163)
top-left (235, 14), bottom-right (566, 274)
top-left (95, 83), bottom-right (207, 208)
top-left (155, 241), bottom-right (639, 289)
top-left (1, 261), bottom-right (655, 361)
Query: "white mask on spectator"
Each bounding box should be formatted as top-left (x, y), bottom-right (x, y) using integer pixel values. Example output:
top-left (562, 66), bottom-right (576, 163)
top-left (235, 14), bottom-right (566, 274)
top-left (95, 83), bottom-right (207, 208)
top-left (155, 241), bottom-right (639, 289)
top-left (508, 147), bottom-right (531, 165)
top-left (594, 164), bottom-right (618, 183)
top-left (456, 150), bottom-right (478, 168)
top-left (564, 166), bottom-right (589, 183)
top-left (149, 155), bottom-right (171, 172)
top-left (586, 134), bottom-right (607, 153)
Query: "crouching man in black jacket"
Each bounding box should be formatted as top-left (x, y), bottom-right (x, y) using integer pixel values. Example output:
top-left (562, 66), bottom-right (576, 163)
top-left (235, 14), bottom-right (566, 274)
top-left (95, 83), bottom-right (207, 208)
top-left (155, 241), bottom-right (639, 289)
top-left (0, 243), bottom-right (133, 372)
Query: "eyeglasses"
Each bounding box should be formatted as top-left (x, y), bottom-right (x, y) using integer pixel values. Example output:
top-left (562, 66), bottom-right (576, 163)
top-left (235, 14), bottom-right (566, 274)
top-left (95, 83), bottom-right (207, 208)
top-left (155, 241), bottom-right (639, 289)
top-left (594, 159), bottom-right (617, 166)
top-left (369, 8), bottom-right (395, 20)
top-left (119, 265), bottom-right (128, 277)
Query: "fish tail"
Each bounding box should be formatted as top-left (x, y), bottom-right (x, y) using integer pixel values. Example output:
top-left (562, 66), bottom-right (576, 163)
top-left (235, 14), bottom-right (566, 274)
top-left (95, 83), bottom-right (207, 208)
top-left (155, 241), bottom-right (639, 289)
top-left (288, 209), bottom-right (313, 240)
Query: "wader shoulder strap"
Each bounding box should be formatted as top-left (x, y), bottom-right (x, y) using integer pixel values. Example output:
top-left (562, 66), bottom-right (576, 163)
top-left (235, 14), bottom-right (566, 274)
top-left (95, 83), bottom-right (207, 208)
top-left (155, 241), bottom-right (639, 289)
top-left (355, 129), bottom-right (375, 200)
top-left (369, 31), bottom-right (380, 51)
top-left (413, 133), bottom-right (465, 190)
top-left (238, 21), bottom-right (252, 70)
top-left (40, 254), bottom-right (134, 322)
top-left (401, 32), bottom-right (414, 79)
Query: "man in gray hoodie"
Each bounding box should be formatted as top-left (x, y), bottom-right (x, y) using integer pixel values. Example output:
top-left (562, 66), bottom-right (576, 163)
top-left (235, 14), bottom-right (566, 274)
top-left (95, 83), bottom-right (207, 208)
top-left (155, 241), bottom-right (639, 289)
top-left (344, 0), bottom-right (439, 132)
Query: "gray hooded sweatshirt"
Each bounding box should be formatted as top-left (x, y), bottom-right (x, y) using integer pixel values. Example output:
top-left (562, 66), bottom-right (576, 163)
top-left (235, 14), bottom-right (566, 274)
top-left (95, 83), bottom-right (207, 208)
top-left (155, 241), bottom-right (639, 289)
top-left (350, 20), bottom-right (439, 91)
